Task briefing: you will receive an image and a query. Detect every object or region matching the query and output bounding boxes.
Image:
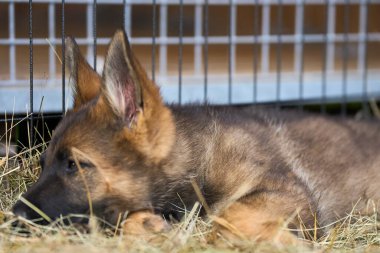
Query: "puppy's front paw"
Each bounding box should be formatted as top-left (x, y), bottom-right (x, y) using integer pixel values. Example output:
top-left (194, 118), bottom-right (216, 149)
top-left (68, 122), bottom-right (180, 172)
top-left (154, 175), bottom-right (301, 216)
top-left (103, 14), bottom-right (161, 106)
top-left (123, 211), bottom-right (170, 239)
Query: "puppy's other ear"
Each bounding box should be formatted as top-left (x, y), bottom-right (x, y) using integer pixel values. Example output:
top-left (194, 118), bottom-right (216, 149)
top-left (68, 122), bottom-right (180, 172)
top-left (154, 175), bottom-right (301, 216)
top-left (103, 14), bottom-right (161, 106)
top-left (65, 37), bottom-right (101, 109)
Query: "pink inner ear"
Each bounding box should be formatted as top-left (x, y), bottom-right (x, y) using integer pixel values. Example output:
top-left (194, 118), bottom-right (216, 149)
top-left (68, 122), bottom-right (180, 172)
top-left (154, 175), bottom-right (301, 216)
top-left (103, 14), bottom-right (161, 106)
top-left (123, 77), bottom-right (137, 121)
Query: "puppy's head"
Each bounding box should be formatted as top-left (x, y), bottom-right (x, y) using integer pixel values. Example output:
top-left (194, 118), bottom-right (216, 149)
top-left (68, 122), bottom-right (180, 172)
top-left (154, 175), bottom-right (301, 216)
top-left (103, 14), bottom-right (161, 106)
top-left (12, 30), bottom-right (175, 225)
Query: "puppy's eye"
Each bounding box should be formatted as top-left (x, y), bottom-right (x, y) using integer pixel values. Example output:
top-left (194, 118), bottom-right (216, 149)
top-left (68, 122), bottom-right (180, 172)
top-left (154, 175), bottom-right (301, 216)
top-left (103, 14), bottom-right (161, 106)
top-left (66, 160), bottom-right (78, 174)
top-left (66, 160), bottom-right (93, 174)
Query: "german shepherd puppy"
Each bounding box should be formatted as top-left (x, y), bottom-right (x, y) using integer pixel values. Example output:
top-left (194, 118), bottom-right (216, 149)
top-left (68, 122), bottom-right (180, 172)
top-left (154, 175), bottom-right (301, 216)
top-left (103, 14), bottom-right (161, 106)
top-left (12, 30), bottom-right (380, 242)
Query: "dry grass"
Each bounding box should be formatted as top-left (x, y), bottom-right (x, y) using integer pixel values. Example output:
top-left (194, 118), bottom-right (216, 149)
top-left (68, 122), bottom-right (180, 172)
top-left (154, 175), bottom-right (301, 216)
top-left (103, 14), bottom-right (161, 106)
top-left (1, 126), bottom-right (380, 253)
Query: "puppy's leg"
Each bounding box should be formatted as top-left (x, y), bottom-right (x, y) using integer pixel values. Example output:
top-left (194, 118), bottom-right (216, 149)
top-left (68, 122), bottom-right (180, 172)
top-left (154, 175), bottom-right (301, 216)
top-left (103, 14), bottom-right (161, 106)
top-left (216, 193), bottom-right (310, 244)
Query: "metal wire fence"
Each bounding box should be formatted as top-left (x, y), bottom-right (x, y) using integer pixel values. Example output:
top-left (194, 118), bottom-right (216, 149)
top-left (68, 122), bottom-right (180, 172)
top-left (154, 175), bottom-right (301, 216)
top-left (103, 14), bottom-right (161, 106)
top-left (1, 0), bottom-right (380, 127)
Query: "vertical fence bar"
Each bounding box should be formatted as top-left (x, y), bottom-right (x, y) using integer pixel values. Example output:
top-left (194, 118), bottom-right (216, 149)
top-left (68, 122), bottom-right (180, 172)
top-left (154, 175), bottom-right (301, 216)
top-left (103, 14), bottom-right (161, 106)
top-left (359, 0), bottom-right (369, 114)
top-left (178, 0), bottom-right (184, 104)
top-left (295, 0), bottom-right (304, 109)
top-left (203, 0), bottom-right (209, 102)
top-left (228, 0), bottom-right (236, 104)
top-left (159, 3), bottom-right (168, 78)
top-left (261, 2), bottom-right (270, 73)
top-left (276, 0), bottom-right (283, 109)
top-left (358, 0), bottom-right (368, 72)
top-left (49, 2), bottom-right (56, 87)
top-left (123, 0), bottom-right (132, 36)
top-left (9, 2), bottom-right (16, 82)
top-left (341, 0), bottom-right (350, 116)
top-left (86, 4), bottom-right (94, 66)
top-left (194, 2), bottom-right (202, 75)
top-left (29, 0), bottom-right (34, 144)
top-left (326, 0), bottom-right (336, 71)
top-left (123, 0), bottom-right (126, 30)
top-left (62, 0), bottom-right (65, 113)
top-left (93, 0), bottom-right (97, 71)
top-left (252, 0), bottom-right (259, 103)
top-left (321, 0), bottom-right (329, 114)
top-left (152, 0), bottom-right (157, 82)
top-left (228, 0), bottom-right (232, 104)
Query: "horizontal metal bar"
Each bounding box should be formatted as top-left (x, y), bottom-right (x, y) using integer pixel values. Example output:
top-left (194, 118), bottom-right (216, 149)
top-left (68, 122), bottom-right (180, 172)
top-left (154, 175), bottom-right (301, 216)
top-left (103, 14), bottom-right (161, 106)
top-left (1, 93), bottom-right (378, 123)
top-left (2, 70), bottom-right (380, 113)
top-left (0, 114), bottom-right (63, 123)
top-left (4, 0), bottom-right (380, 5)
top-left (2, 91), bottom-right (378, 123)
top-left (1, 69), bottom-right (379, 86)
top-left (1, 33), bottom-right (380, 46)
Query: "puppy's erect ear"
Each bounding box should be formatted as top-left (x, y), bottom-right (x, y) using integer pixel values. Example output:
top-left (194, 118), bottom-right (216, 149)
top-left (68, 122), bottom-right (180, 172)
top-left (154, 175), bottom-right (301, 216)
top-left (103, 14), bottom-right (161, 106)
top-left (65, 37), bottom-right (101, 109)
top-left (100, 29), bottom-right (175, 163)
top-left (101, 30), bottom-right (143, 125)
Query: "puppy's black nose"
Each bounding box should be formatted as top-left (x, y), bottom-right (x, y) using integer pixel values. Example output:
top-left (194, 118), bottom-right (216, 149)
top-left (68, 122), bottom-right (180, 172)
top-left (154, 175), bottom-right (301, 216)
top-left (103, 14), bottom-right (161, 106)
top-left (12, 200), bottom-right (33, 220)
top-left (12, 199), bottom-right (51, 226)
